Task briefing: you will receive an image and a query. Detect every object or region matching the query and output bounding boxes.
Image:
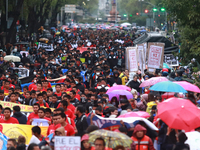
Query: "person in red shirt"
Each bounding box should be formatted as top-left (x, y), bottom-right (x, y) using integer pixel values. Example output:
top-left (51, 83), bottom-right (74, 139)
top-left (56, 113), bottom-right (75, 136)
top-left (31, 126), bottom-right (44, 141)
top-left (27, 103), bottom-right (40, 125)
top-left (0, 107), bottom-right (19, 124)
top-left (47, 114), bottom-right (60, 135)
top-left (41, 80), bottom-right (49, 92)
top-left (54, 84), bottom-right (62, 98)
top-left (38, 108), bottom-right (51, 124)
top-left (28, 77), bottom-right (37, 91)
top-left (60, 100), bottom-right (75, 119)
top-left (1, 80), bottom-right (10, 94)
top-left (57, 95), bottom-right (75, 114)
top-left (0, 105), bottom-right (4, 120)
top-left (36, 93), bottom-right (49, 108)
top-left (37, 82), bottom-right (43, 92)
top-left (10, 93), bottom-right (21, 104)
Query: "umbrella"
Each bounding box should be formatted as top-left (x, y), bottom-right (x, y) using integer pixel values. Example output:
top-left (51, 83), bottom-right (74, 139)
top-left (56, 32), bottom-right (61, 35)
top-left (185, 131), bottom-right (200, 149)
top-left (39, 38), bottom-right (49, 42)
top-left (121, 23), bottom-right (131, 26)
top-left (50, 27), bottom-right (56, 30)
top-left (139, 77), bottom-right (169, 87)
top-left (149, 81), bottom-right (187, 93)
top-left (89, 129), bottom-right (133, 148)
top-left (106, 85), bottom-right (131, 93)
top-left (107, 90), bottom-right (133, 101)
top-left (118, 111), bottom-right (150, 118)
top-left (163, 63), bottom-right (171, 69)
top-left (4, 55), bottom-right (21, 62)
top-left (157, 97), bottom-right (200, 131)
top-left (161, 92), bottom-right (184, 101)
top-left (174, 81), bottom-right (200, 93)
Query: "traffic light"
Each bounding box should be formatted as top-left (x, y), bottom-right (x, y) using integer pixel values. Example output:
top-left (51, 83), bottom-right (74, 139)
top-left (136, 13), bottom-right (139, 15)
top-left (144, 9), bottom-right (148, 13)
top-left (160, 7), bottom-right (165, 12)
top-left (123, 14), bottom-right (127, 17)
top-left (130, 14), bottom-right (132, 17)
top-left (153, 8), bottom-right (157, 12)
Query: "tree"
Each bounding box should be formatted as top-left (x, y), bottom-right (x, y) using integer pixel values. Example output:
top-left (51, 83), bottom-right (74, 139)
top-left (162, 0), bottom-right (200, 63)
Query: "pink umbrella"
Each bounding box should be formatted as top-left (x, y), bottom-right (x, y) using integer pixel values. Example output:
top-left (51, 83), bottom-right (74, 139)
top-left (174, 81), bottom-right (200, 93)
top-left (107, 90), bottom-right (133, 101)
top-left (117, 111), bottom-right (150, 118)
top-left (140, 77), bottom-right (169, 87)
top-left (106, 85), bottom-right (131, 93)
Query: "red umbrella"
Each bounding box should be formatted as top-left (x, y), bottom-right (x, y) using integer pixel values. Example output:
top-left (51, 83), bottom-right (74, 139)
top-left (157, 97), bottom-right (200, 131)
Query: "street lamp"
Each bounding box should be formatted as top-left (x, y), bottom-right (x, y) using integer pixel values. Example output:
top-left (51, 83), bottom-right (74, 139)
top-left (106, 0), bottom-right (109, 15)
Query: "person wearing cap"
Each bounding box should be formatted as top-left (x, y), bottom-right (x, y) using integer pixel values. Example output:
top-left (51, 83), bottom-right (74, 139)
top-left (81, 134), bottom-right (91, 150)
top-left (131, 124), bottom-right (155, 150)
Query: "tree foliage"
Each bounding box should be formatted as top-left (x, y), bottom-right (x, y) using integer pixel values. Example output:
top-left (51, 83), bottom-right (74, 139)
top-left (162, 0), bottom-right (200, 63)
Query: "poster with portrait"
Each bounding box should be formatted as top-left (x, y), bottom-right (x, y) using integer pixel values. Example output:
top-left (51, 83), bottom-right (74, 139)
top-left (137, 44), bottom-right (145, 75)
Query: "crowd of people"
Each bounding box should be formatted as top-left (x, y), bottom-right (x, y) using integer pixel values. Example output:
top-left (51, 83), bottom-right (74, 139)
top-left (0, 28), bottom-right (199, 150)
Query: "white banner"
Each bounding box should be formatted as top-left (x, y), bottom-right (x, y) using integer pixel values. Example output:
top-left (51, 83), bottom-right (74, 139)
top-left (55, 136), bottom-right (81, 150)
top-left (147, 45), bottom-right (163, 69)
top-left (38, 42), bottom-right (54, 51)
top-left (128, 47), bottom-right (138, 72)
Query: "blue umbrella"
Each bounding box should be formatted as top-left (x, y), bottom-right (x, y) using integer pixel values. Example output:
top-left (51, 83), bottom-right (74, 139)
top-left (50, 27), bottom-right (55, 30)
top-left (149, 81), bottom-right (187, 93)
top-left (163, 63), bottom-right (170, 69)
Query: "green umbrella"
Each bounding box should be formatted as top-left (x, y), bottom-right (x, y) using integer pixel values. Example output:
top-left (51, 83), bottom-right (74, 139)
top-left (163, 63), bottom-right (170, 69)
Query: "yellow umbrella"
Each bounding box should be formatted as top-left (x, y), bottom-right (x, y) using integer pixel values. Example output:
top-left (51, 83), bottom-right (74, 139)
top-left (89, 129), bottom-right (133, 148)
top-left (56, 32), bottom-right (61, 35)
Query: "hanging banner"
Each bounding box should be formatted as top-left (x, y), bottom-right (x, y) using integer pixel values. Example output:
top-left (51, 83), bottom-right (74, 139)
top-left (127, 47), bottom-right (138, 72)
top-left (147, 43), bottom-right (165, 73)
top-left (2, 124), bottom-right (48, 145)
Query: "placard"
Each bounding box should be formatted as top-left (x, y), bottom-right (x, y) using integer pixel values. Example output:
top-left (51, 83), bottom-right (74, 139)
top-left (137, 44), bottom-right (145, 74)
top-left (55, 136), bottom-right (81, 150)
top-left (164, 54), bottom-right (179, 66)
top-left (32, 118), bottom-right (49, 126)
top-left (147, 42), bottom-right (165, 73)
top-left (143, 43), bottom-right (147, 63)
top-left (127, 47), bottom-right (138, 72)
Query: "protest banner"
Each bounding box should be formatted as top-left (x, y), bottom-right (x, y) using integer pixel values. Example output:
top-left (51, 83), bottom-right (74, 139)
top-left (143, 42), bottom-right (147, 63)
top-left (55, 136), bottom-right (81, 150)
top-left (2, 124), bottom-right (48, 145)
top-left (126, 47), bottom-right (138, 72)
top-left (137, 44), bottom-right (145, 75)
top-left (147, 42), bottom-right (165, 73)
top-left (0, 101), bottom-right (54, 113)
top-left (38, 42), bottom-right (54, 51)
top-left (87, 114), bottom-right (158, 131)
top-left (0, 132), bottom-right (8, 150)
top-left (32, 119), bottom-right (49, 126)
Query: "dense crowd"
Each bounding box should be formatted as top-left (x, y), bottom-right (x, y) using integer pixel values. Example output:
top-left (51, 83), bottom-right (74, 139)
top-left (0, 28), bottom-right (199, 150)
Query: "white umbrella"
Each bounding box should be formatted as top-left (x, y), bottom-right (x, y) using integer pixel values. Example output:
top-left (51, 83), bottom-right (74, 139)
top-left (185, 131), bottom-right (200, 150)
top-left (121, 23), bottom-right (131, 26)
top-left (4, 55), bottom-right (21, 62)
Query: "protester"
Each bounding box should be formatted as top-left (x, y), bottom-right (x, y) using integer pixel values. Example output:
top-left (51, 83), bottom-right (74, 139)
top-left (12, 106), bottom-right (27, 124)
top-left (0, 107), bottom-right (19, 124)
